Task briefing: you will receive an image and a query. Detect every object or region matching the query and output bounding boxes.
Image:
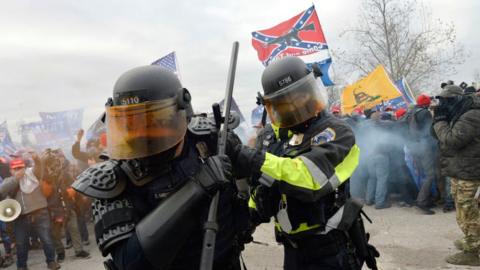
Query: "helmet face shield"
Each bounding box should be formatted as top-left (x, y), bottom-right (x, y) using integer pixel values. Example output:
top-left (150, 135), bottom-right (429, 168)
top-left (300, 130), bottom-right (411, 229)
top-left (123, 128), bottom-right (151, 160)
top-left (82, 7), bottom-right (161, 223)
top-left (106, 98), bottom-right (186, 159)
top-left (263, 73), bottom-right (324, 128)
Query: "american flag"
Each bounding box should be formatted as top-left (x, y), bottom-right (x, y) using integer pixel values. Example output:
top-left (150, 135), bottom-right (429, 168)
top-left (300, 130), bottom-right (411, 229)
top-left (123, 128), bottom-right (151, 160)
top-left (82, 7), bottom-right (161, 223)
top-left (152, 51), bottom-right (178, 74)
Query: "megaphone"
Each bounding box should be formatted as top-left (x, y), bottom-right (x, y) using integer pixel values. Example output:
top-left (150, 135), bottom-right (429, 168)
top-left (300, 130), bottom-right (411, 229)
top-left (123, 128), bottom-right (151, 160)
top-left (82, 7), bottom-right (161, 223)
top-left (0, 199), bottom-right (21, 222)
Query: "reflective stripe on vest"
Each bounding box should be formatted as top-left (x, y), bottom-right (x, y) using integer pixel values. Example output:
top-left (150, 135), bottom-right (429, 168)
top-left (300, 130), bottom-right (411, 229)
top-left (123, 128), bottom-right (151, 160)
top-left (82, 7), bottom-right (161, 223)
top-left (248, 196), bottom-right (256, 209)
top-left (275, 222), bottom-right (321, 235)
top-left (275, 205), bottom-right (345, 235)
top-left (317, 205), bottom-right (344, 235)
top-left (273, 145), bottom-right (359, 234)
top-left (299, 144), bottom-right (360, 191)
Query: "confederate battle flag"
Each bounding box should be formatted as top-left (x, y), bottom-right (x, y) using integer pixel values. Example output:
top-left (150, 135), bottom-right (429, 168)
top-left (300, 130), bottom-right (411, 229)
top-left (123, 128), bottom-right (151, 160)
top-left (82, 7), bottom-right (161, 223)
top-left (251, 5), bottom-right (328, 66)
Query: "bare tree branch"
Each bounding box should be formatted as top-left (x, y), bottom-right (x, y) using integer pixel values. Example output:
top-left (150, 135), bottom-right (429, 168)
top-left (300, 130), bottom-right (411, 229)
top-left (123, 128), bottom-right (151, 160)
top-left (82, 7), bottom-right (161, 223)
top-left (335, 0), bottom-right (465, 94)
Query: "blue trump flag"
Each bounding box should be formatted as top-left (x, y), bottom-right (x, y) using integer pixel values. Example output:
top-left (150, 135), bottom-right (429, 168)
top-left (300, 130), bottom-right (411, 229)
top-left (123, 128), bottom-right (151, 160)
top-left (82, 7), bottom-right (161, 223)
top-left (0, 121), bottom-right (17, 157)
top-left (20, 120), bottom-right (71, 149)
top-left (39, 109), bottom-right (83, 140)
top-left (19, 109), bottom-right (84, 150)
top-left (306, 58), bottom-right (334, 86)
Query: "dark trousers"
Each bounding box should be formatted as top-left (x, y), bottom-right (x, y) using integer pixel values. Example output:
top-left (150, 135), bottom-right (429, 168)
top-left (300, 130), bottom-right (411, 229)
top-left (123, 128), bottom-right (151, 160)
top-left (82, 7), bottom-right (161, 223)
top-left (389, 156), bottom-right (417, 205)
top-left (282, 232), bottom-right (361, 270)
top-left (14, 208), bottom-right (56, 268)
top-left (66, 207), bottom-right (89, 243)
top-left (0, 221), bottom-right (12, 254)
top-left (77, 208), bottom-right (89, 242)
top-left (414, 149), bottom-right (436, 207)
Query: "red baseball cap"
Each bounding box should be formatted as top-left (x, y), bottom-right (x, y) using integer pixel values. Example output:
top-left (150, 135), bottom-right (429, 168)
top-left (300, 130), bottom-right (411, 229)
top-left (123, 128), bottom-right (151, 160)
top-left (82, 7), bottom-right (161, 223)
top-left (9, 158), bottom-right (25, 170)
top-left (416, 94), bottom-right (431, 107)
top-left (395, 108), bottom-right (407, 119)
top-left (353, 107), bottom-right (364, 115)
top-left (330, 105), bottom-right (341, 114)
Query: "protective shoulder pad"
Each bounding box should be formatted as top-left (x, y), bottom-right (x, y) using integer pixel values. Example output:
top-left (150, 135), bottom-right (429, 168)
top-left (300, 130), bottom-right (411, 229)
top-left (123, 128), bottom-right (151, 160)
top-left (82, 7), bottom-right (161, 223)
top-left (188, 113), bottom-right (241, 136)
top-left (92, 198), bottom-right (136, 256)
top-left (72, 160), bottom-right (127, 199)
top-left (188, 115), bottom-right (216, 136)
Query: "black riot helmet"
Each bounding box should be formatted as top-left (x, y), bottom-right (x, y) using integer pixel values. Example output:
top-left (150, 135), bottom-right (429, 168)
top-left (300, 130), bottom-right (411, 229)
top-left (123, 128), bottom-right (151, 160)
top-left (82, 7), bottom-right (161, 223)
top-left (106, 65), bottom-right (192, 160)
top-left (260, 56), bottom-right (325, 128)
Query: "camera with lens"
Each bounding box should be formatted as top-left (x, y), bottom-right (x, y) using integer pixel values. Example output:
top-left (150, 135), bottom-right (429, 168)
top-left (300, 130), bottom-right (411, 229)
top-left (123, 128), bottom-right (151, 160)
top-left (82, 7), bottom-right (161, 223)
top-left (429, 96), bottom-right (439, 108)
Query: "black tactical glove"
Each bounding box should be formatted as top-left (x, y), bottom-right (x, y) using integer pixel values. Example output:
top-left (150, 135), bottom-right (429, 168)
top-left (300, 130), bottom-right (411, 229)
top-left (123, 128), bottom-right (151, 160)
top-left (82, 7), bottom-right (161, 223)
top-left (250, 185), bottom-right (275, 224)
top-left (195, 154), bottom-right (232, 195)
top-left (233, 145), bottom-right (266, 177)
top-left (365, 233), bottom-right (380, 270)
top-left (224, 132), bottom-right (242, 164)
top-left (432, 106), bottom-right (449, 123)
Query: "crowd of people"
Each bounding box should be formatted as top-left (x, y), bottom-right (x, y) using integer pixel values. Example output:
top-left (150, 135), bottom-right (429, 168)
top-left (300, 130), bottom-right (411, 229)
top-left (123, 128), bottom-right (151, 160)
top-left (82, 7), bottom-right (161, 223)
top-left (336, 81), bottom-right (479, 214)
top-left (0, 129), bottom-right (105, 269)
top-left (0, 56), bottom-right (479, 270)
top-left (335, 81), bottom-right (480, 265)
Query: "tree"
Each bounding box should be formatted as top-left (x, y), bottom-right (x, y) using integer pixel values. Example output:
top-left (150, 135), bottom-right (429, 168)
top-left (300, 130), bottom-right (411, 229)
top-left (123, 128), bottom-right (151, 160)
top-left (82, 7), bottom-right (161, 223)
top-left (337, 0), bottom-right (465, 94)
top-left (323, 71), bottom-right (347, 107)
top-left (474, 69), bottom-right (480, 83)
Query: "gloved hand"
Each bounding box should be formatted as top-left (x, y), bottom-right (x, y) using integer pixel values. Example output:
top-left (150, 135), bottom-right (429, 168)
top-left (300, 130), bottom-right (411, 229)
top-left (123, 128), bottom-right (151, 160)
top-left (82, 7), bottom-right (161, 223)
top-left (234, 145), bottom-right (266, 177)
top-left (195, 154), bottom-right (232, 195)
top-left (432, 106), bottom-right (449, 123)
top-left (250, 185), bottom-right (275, 224)
top-left (224, 132), bottom-right (242, 164)
top-left (365, 233), bottom-right (380, 270)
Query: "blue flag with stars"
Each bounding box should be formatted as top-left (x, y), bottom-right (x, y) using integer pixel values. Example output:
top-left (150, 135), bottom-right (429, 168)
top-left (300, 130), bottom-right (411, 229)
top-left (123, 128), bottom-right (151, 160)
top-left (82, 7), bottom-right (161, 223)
top-left (152, 51), bottom-right (178, 74)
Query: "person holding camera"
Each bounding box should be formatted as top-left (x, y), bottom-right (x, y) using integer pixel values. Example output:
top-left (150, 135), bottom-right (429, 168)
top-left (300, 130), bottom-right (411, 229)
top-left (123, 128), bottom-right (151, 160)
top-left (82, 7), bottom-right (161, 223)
top-left (42, 149), bottom-right (90, 262)
top-left (432, 84), bottom-right (480, 266)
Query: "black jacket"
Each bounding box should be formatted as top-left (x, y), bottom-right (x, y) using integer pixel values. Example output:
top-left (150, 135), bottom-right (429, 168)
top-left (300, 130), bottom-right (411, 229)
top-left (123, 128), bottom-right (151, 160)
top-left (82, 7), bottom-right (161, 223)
top-left (433, 96), bottom-right (480, 180)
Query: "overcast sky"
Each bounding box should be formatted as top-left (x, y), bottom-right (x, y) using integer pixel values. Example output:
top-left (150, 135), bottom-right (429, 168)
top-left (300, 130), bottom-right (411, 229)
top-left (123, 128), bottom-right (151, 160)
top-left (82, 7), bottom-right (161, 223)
top-left (1, 0), bottom-right (479, 138)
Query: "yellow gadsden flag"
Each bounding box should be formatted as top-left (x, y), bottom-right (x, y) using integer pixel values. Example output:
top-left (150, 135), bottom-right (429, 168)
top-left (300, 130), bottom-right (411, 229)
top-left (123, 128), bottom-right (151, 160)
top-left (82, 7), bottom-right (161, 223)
top-left (341, 65), bottom-right (402, 114)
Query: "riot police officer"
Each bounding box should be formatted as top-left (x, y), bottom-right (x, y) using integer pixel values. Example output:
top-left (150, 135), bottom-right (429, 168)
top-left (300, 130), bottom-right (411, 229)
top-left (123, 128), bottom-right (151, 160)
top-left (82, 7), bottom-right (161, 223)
top-left (228, 56), bottom-right (378, 269)
top-left (72, 66), bottom-right (248, 270)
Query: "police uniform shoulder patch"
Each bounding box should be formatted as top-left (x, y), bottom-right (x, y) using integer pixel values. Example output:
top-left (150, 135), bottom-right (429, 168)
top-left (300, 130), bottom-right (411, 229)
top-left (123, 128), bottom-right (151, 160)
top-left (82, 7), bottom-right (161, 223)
top-left (311, 127), bottom-right (336, 146)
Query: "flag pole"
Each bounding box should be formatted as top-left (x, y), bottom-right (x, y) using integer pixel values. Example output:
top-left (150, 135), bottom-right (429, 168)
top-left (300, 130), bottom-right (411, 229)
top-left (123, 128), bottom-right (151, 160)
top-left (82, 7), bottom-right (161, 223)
top-left (173, 51), bottom-right (182, 82)
top-left (315, 5), bottom-right (340, 107)
top-left (403, 78), bottom-right (416, 100)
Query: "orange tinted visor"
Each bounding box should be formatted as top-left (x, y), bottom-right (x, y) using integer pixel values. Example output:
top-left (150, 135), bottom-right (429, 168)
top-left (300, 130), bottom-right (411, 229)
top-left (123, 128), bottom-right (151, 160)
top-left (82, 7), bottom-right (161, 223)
top-left (106, 98), bottom-right (186, 159)
top-left (263, 74), bottom-right (324, 128)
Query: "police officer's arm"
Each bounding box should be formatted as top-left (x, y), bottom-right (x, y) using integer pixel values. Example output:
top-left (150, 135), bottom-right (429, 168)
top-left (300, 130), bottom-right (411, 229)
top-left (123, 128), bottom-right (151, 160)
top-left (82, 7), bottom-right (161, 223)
top-left (71, 141), bottom-right (89, 163)
top-left (236, 124), bottom-right (359, 203)
top-left (71, 129), bottom-right (90, 163)
top-left (433, 110), bottom-right (480, 149)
